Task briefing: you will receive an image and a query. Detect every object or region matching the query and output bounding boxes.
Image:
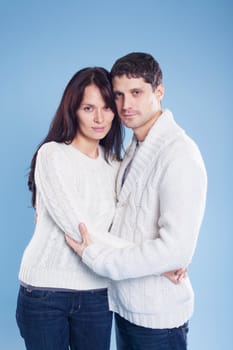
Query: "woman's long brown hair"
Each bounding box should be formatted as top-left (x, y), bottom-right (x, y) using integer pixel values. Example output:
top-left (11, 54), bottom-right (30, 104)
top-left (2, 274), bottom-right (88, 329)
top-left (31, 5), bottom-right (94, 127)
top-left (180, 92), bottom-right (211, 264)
top-left (28, 67), bottom-right (124, 207)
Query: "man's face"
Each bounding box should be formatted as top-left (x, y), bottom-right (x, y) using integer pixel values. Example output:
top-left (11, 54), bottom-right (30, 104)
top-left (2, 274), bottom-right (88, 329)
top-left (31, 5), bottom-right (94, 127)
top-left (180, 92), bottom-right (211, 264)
top-left (112, 75), bottom-right (164, 140)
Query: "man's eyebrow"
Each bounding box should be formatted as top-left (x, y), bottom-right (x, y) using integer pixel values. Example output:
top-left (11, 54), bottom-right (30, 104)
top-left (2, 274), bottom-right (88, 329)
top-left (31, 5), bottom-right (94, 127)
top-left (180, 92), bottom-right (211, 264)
top-left (113, 89), bottom-right (122, 94)
top-left (130, 87), bottom-right (143, 90)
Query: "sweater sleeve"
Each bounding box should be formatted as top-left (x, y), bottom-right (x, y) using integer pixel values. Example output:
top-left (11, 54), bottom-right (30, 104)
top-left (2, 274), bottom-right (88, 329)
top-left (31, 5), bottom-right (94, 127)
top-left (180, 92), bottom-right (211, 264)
top-left (35, 143), bottom-right (132, 248)
top-left (35, 143), bottom-right (84, 240)
top-left (82, 155), bottom-right (207, 280)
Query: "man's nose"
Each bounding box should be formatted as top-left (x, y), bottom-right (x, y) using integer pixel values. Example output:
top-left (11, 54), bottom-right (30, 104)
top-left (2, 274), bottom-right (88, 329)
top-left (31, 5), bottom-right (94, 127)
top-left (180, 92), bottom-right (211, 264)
top-left (122, 95), bottom-right (132, 110)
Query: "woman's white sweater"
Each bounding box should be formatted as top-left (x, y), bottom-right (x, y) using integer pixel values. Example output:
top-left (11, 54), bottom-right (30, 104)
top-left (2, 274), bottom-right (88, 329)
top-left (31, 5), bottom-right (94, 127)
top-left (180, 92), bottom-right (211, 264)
top-left (18, 142), bottom-right (122, 290)
top-left (82, 110), bottom-right (208, 328)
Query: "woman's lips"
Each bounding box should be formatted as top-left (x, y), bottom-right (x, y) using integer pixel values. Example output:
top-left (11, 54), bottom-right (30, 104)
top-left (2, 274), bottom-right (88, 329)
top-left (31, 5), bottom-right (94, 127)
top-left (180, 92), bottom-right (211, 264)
top-left (92, 127), bottom-right (105, 132)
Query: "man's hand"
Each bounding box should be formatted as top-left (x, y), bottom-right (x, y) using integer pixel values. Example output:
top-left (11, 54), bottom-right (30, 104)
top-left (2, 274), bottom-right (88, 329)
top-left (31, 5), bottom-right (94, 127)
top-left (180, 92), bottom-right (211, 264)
top-left (162, 268), bottom-right (187, 284)
top-left (65, 223), bottom-right (92, 257)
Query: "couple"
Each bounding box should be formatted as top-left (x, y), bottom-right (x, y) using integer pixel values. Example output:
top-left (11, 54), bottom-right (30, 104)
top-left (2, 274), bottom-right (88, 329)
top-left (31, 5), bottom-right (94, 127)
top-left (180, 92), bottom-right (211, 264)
top-left (16, 52), bottom-right (207, 350)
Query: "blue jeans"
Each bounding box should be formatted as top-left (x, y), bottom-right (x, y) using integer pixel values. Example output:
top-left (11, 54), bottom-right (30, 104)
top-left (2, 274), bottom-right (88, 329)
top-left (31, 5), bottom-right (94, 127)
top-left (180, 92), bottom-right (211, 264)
top-left (115, 313), bottom-right (189, 350)
top-left (16, 285), bottom-right (112, 350)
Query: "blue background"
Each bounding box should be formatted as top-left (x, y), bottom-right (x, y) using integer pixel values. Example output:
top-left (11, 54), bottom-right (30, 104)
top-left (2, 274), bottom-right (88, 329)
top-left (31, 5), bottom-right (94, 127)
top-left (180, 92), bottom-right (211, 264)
top-left (0, 0), bottom-right (232, 348)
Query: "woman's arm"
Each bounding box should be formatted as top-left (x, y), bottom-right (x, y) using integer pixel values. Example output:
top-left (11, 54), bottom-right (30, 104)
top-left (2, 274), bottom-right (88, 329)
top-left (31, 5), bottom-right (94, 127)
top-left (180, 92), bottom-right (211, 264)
top-left (36, 143), bottom-right (132, 248)
top-left (35, 143), bottom-right (84, 240)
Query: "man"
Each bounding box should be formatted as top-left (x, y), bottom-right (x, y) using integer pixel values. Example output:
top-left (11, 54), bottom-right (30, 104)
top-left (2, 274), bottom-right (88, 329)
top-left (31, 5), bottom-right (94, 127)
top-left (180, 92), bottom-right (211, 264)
top-left (66, 52), bottom-right (207, 349)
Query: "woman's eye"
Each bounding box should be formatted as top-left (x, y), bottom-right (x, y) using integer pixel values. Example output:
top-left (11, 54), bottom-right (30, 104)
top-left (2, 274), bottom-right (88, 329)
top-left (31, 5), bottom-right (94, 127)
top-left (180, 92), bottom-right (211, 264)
top-left (104, 106), bottom-right (111, 111)
top-left (84, 106), bottom-right (93, 112)
top-left (133, 90), bottom-right (140, 96)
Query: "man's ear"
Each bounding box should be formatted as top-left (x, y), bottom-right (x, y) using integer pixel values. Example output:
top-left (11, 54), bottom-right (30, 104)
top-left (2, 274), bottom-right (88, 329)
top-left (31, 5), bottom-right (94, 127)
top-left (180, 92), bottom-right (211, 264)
top-left (156, 84), bottom-right (164, 100)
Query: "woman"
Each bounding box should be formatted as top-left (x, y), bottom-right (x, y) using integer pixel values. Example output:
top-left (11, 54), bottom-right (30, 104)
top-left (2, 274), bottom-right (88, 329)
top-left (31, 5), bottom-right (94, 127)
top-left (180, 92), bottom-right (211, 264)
top-left (16, 67), bottom-right (125, 350)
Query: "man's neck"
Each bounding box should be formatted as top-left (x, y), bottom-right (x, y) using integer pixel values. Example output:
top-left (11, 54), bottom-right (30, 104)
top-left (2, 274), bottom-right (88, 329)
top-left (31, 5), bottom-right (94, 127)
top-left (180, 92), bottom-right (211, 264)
top-left (134, 110), bottom-right (163, 141)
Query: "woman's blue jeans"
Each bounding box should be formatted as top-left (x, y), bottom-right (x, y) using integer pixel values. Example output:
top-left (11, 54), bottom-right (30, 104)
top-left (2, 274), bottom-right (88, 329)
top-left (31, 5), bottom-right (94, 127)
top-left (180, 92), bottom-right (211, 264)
top-left (16, 285), bottom-right (112, 350)
top-left (115, 313), bottom-right (189, 350)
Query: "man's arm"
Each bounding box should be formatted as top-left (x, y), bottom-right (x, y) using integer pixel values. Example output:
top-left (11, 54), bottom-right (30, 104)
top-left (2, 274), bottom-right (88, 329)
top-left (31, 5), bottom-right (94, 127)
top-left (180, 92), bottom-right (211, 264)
top-left (66, 227), bottom-right (187, 284)
top-left (66, 156), bottom-right (207, 280)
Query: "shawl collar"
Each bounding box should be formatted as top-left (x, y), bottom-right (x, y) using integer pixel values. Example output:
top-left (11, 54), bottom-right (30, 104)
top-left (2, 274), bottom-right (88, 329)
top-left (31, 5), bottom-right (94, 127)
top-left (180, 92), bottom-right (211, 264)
top-left (116, 109), bottom-right (185, 203)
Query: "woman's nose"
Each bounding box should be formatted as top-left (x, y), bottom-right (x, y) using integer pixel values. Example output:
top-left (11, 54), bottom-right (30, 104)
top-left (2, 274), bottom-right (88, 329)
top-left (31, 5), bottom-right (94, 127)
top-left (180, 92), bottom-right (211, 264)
top-left (94, 110), bottom-right (104, 123)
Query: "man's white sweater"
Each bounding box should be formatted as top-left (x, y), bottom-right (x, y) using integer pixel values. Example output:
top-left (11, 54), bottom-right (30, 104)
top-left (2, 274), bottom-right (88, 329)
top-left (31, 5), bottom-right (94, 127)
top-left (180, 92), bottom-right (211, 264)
top-left (19, 143), bottom-right (121, 290)
top-left (82, 110), bottom-right (208, 328)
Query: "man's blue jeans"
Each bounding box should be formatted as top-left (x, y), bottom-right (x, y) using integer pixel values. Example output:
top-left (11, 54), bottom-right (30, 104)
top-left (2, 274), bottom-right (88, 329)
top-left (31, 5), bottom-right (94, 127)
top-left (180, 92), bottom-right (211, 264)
top-left (115, 313), bottom-right (188, 350)
top-left (16, 285), bottom-right (112, 350)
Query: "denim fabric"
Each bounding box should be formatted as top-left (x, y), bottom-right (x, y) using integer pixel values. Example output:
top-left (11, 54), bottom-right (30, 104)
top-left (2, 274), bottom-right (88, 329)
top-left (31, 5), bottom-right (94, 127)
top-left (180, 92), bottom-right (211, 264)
top-left (115, 313), bottom-right (189, 350)
top-left (16, 286), bottom-right (112, 350)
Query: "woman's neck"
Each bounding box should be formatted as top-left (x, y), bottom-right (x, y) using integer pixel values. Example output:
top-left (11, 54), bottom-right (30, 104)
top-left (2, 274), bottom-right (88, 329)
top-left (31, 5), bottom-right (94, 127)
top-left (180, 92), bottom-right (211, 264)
top-left (71, 135), bottom-right (99, 159)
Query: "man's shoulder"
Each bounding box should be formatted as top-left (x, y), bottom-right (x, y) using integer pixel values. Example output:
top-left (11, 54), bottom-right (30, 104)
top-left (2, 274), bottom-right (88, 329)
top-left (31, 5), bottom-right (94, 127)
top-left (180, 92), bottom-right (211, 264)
top-left (157, 134), bottom-right (205, 179)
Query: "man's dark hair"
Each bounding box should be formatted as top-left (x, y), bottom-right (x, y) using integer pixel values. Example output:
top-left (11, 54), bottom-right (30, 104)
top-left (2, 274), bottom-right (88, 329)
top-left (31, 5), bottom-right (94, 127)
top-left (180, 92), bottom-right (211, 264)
top-left (111, 52), bottom-right (163, 91)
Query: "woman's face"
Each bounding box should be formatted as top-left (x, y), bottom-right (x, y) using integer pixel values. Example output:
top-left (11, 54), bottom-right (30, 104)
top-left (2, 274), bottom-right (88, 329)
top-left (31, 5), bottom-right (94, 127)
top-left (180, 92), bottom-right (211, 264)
top-left (76, 84), bottom-right (114, 142)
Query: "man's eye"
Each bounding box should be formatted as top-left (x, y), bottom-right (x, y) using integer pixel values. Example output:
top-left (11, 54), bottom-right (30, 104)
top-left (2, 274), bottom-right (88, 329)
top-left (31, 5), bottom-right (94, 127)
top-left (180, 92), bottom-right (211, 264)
top-left (114, 92), bottom-right (122, 99)
top-left (133, 90), bottom-right (140, 95)
top-left (104, 106), bottom-right (111, 111)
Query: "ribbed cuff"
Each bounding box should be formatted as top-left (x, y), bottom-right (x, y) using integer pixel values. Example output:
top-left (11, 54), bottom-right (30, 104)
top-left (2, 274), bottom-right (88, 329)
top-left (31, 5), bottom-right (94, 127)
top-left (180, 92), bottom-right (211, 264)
top-left (82, 243), bottom-right (107, 272)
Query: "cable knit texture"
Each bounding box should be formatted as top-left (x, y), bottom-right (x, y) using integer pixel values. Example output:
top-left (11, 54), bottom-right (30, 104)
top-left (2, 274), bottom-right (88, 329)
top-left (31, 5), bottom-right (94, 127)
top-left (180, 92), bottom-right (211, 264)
top-left (19, 142), bottom-right (123, 290)
top-left (82, 109), bottom-right (208, 328)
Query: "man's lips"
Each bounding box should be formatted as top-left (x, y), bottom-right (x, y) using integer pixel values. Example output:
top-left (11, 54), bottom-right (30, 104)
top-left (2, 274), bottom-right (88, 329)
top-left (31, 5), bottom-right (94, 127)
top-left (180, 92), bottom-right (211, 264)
top-left (122, 113), bottom-right (137, 118)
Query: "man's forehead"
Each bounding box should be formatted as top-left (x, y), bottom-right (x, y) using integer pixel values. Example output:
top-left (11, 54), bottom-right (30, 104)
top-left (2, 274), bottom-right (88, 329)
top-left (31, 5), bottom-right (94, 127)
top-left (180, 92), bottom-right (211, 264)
top-left (112, 75), bottom-right (148, 90)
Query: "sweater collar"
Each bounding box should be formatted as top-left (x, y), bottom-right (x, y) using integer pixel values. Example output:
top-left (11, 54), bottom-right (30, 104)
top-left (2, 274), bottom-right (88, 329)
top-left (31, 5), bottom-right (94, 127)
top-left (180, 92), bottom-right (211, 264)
top-left (116, 109), bottom-right (185, 201)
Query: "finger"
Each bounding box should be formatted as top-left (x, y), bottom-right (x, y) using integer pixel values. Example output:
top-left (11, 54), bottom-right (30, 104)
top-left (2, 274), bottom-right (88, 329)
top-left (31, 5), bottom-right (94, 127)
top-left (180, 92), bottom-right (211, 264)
top-left (179, 268), bottom-right (187, 274)
top-left (171, 277), bottom-right (179, 284)
top-left (65, 234), bottom-right (78, 244)
top-left (79, 223), bottom-right (87, 234)
top-left (162, 273), bottom-right (178, 285)
top-left (177, 272), bottom-right (186, 282)
top-left (172, 271), bottom-right (183, 284)
top-left (65, 235), bottom-right (79, 252)
top-left (65, 235), bottom-right (76, 248)
top-left (78, 223), bottom-right (93, 245)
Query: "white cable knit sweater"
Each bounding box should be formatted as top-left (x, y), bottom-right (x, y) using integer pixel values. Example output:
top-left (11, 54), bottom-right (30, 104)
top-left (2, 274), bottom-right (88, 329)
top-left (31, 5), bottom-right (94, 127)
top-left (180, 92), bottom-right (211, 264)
top-left (19, 142), bottom-right (124, 290)
top-left (82, 110), bottom-right (208, 328)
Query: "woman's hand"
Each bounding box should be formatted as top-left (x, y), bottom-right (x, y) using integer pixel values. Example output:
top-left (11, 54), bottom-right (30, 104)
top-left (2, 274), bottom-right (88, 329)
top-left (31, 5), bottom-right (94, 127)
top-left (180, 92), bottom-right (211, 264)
top-left (162, 268), bottom-right (187, 284)
top-left (65, 223), bottom-right (92, 257)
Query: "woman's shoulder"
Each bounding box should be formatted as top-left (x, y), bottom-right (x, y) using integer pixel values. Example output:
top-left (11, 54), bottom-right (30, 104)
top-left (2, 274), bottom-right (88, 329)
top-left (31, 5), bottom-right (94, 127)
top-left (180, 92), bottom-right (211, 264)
top-left (37, 142), bottom-right (72, 165)
top-left (38, 141), bottom-right (70, 157)
top-left (39, 141), bottom-right (62, 152)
